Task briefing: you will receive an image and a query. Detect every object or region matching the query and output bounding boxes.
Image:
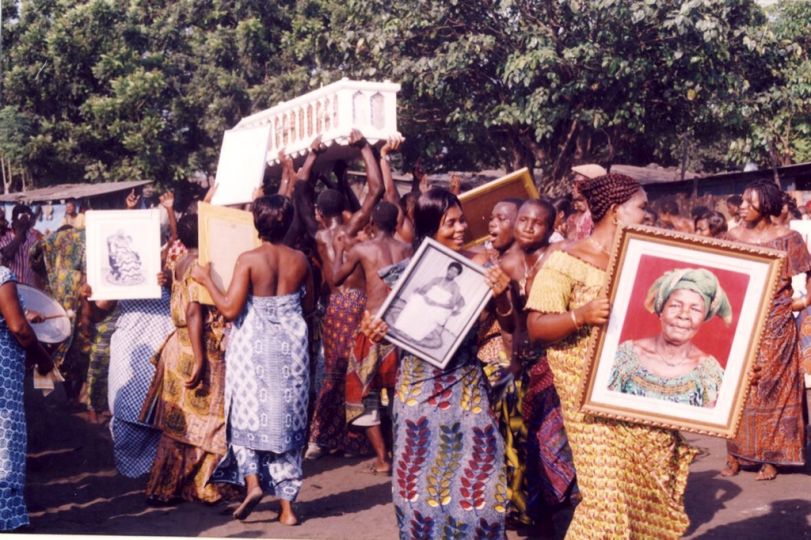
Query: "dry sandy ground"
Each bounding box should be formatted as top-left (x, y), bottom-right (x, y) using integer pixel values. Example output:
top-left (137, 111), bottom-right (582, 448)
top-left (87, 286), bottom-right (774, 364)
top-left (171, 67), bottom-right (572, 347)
top-left (15, 384), bottom-right (811, 539)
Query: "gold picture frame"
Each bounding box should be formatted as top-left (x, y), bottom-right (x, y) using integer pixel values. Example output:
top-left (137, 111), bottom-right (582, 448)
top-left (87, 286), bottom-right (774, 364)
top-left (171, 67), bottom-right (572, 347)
top-left (579, 225), bottom-right (784, 438)
top-left (458, 167), bottom-right (538, 248)
top-left (197, 202), bottom-right (261, 305)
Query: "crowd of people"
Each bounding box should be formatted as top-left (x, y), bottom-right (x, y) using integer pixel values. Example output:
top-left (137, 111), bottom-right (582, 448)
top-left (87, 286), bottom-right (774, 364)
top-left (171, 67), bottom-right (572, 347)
top-left (0, 133), bottom-right (809, 539)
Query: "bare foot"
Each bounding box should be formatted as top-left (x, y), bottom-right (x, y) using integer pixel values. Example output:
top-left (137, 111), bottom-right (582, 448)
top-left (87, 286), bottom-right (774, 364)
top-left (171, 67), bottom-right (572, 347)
top-left (720, 456), bottom-right (740, 477)
top-left (279, 499), bottom-right (299, 526)
top-left (367, 460), bottom-right (391, 475)
top-left (756, 463), bottom-right (778, 481)
top-left (233, 486), bottom-right (263, 520)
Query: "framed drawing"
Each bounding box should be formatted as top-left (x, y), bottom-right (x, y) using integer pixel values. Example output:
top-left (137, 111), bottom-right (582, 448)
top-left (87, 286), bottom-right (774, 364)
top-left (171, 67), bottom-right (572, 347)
top-left (458, 168), bottom-right (538, 248)
top-left (377, 237), bottom-right (493, 369)
top-left (580, 225), bottom-right (784, 438)
top-left (85, 209), bottom-right (162, 300)
top-left (210, 124), bottom-right (273, 206)
top-left (197, 202), bottom-right (261, 305)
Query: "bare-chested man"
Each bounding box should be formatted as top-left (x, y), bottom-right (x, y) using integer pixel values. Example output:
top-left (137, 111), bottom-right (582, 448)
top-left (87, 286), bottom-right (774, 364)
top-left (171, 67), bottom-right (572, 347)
top-left (308, 129), bottom-right (385, 459)
top-left (327, 201), bottom-right (412, 473)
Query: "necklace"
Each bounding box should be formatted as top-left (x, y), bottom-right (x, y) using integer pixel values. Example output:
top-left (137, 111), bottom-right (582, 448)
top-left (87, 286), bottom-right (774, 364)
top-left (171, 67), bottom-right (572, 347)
top-left (588, 237), bottom-right (610, 256)
top-left (654, 341), bottom-right (691, 367)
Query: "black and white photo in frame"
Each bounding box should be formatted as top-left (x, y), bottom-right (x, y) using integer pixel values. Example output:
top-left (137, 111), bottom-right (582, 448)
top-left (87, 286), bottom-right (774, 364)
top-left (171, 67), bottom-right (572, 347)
top-left (85, 209), bottom-right (162, 300)
top-left (377, 237), bottom-right (492, 369)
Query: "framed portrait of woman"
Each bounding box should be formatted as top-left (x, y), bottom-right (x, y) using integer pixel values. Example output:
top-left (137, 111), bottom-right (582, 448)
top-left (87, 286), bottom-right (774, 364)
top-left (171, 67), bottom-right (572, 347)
top-left (580, 225), bottom-right (784, 438)
top-left (377, 237), bottom-right (493, 369)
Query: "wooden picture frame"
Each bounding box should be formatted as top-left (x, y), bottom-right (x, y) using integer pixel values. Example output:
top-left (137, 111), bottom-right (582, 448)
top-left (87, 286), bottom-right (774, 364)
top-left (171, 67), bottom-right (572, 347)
top-left (85, 209), bottom-right (162, 300)
top-left (197, 202), bottom-right (261, 305)
top-left (376, 237), bottom-right (493, 369)
top-left (580, 225), bottom-right (784, 438)
top-left (458, 167), bottom-right (538, 248)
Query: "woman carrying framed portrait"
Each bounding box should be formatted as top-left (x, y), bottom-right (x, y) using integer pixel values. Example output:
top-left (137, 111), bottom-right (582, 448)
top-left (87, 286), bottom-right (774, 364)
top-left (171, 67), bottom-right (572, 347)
top-left (526, 174), bottom-right (695, 539)
top-left (362, 188), bottom-right (514, 538)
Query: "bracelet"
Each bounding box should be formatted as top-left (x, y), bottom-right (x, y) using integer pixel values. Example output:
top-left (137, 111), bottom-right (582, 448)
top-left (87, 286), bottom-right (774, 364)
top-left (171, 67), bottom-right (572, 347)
top-left (570, 310), bottom-right (581, 330)
top-left (495, 300), bottom-right (514, 318)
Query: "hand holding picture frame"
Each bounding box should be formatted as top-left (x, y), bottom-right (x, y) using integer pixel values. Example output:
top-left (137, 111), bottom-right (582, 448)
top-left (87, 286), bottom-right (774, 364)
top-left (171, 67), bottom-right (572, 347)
top-left (197, 202), bottom-right (261, 306)
top-left (579, 225), bottom-right (784, 438)
top-left (376, 237), bottom-right (493, 369)
top-left (85, 209), bottom-right (162, 300)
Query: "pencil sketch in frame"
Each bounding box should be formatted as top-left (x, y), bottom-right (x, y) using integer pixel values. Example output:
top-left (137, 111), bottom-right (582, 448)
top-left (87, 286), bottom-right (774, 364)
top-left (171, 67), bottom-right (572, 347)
top-left (197, 202), bottom-right (261, 306)
top-left (458, 167), bottom-right (538, 248)
top-left (377, 237), bottom-right (493, 369)
top-left (85, 209), bottom-right (162, 300)
top-left (579, 225), bottom-right (784, 438)
top-left (210, 124), bottom-right (273, 206)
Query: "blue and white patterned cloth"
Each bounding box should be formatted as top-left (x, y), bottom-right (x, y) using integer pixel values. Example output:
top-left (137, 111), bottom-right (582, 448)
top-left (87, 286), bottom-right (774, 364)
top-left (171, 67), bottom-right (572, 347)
top-left (107, 291), bottom-right (174, 478)
top-left (0, 266), bottom-right (29, 530)
top-left (210, 292), bottom-right (309, 499)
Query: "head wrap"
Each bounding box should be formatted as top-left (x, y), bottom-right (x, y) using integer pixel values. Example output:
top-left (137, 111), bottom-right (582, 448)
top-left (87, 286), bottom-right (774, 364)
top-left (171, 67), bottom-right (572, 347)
top-left (644, 268), bottom-right (733, 325)
top-left (571, 164), bottom-right (607, 179)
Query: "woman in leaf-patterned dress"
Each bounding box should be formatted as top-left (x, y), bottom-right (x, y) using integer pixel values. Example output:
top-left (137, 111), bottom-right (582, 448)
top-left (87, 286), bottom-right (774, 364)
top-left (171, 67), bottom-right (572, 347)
top-left (364, 188), bottom-right (514, 539)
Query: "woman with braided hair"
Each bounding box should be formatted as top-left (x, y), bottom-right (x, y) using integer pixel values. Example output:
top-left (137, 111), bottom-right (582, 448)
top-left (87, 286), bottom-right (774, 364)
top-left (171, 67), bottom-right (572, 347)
top-left (722, 181), bottom-right (811, 481)
top-left (526, 174), bottom-right (696, 539)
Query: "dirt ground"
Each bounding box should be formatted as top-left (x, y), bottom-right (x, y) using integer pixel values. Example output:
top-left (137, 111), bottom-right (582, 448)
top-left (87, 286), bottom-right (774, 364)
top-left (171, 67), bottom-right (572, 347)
top-left (12, 383), bottom-right (811, 539)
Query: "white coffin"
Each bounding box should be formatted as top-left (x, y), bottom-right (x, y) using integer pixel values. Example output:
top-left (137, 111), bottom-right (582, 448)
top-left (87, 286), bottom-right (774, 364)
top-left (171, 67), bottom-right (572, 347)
top-left (235, 78), bottom-right (401, 172)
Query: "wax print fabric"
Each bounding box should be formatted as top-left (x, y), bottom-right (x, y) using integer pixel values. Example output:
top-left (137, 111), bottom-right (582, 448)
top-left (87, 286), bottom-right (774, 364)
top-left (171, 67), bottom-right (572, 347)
top-left (0, 267), bottom-right (29, 530)
top-left (527, 251), bottom-right (695, 539)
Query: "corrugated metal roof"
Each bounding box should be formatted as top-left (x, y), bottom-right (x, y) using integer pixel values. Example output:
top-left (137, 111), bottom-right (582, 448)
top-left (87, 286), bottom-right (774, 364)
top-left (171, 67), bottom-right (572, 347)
top-left (0, 180), bottom-right (153, 203)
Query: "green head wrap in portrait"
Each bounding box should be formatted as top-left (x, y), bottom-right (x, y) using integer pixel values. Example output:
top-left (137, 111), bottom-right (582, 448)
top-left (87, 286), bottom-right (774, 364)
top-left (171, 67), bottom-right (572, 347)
top-left (643, 268), bottom-right (733, 325)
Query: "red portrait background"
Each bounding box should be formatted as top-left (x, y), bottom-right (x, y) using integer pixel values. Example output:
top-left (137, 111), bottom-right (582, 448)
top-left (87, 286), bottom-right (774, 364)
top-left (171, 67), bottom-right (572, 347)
top-left (616, 254), bottom-right (750, 368)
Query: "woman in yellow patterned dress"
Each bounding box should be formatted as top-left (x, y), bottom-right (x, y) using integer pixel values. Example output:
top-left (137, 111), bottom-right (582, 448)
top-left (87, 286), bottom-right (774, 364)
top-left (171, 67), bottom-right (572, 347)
top-left (142, 214), bottom-right (232, 504)
top-left (526, 174), bottom-right (696, 539)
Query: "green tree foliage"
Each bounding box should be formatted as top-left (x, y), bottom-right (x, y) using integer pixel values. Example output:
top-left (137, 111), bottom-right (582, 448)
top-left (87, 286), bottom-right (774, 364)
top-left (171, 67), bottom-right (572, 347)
top-left (2, 0), bottom-right (295, 185)
top-left (312, 0), bottom-right (798, 188)
top-left (0, 0), bottom-right (808, 190)
top-left (727, 0), bottom-right (811, 168)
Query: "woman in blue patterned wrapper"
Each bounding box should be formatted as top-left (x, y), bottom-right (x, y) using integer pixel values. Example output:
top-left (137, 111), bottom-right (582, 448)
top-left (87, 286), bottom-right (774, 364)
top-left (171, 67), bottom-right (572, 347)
top-left (0, 265), bottom-right (53, 530)
top-left (609, 268), bottom-right (730, 408)
top-left (192, 195), bottom-right (315, 525)
top-left (361, 188), bottom-right (516, 540)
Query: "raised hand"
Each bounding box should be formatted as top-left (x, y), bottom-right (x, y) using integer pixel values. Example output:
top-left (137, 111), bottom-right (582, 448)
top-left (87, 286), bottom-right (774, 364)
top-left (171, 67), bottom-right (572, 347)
top-left (125, 189), bottom-right (141, 209)
top-left (310, 135), bottom-right (327, 154)
top-left (380, 135), bottom-right (404, 157)
top-left (348, 129), bottom-right (367, 148)
top-left (204, 184), bottom-right (218, 204)
top-left (159, 191), bottom-right (175, 210)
